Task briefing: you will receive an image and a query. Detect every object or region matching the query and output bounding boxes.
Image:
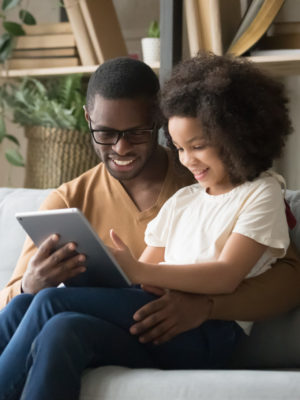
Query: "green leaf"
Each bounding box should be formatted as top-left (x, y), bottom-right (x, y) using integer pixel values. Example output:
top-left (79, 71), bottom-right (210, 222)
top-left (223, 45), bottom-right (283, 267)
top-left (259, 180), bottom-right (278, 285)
top-left (3, 21), bottom-right (25, 36)
top-left (2, 0), bottom-right (21, 12)
top-left (4, 133), bottom-right (20, 146)
top-left (19, 10), bottom-right (36, 25)
top-left (0, 116), bottom-right (6, 143)
top-left (148, 20), bottom-right (160, 38)
top-left (5, 148), bottom-right (25, 167)
top-left (0, 33), bottom-right (13, 63)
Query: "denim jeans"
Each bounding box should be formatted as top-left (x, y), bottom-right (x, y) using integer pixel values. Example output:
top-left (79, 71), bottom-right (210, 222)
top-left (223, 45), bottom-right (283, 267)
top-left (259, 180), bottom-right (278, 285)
top-left (0, 287), bottom-right (244, 400)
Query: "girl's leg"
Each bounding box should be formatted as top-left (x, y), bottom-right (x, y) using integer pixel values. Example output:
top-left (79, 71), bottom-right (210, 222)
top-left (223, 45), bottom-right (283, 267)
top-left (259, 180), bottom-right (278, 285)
top-left (21, 312), bottom-right (155, 400)
top-left (151, 320), bottom-right (245, 370)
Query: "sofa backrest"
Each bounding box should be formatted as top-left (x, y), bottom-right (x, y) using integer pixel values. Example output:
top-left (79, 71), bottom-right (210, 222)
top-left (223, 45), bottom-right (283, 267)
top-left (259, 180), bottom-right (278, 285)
top-left (0, 186), bottom-right (299, 369)
top-left (0, 188), bottom-right (52, 288)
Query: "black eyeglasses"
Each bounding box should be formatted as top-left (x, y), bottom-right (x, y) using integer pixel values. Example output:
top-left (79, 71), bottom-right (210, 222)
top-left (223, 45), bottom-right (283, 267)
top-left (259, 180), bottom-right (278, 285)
top-left (88, 116), bottom-right (155, 145)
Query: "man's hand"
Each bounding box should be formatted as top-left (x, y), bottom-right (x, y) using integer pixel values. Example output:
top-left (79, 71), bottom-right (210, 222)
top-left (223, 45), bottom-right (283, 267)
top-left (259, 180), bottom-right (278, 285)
top-left (22, 234), bottom-right (86, 294)
top-left (130, 285), bottom-right (213, 345)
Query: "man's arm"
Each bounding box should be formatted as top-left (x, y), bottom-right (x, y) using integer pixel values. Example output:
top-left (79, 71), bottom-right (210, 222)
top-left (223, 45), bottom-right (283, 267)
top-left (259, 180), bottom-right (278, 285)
top-left (130, 244), bottom-right (300, 344)
top-left (210, 243), bottom-right (300, 321)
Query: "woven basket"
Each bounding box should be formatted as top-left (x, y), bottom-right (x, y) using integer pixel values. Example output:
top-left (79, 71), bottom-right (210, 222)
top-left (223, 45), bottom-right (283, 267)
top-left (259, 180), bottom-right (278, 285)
top-left (24, 126), bottom-right (99, 189)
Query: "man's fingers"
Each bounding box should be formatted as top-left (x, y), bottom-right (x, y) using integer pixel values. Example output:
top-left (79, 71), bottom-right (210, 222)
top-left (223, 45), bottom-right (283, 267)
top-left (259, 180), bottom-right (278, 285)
top-left (48, 242), bottom-right (78, 266)
top-left (151, 327), bottom-right (179, 345)
top-left (133, 297), bottom-right (165, 321)
top-left (33, 234), bottom-right (59, 262)
top-left (136, 320), bottom-right (176, 344)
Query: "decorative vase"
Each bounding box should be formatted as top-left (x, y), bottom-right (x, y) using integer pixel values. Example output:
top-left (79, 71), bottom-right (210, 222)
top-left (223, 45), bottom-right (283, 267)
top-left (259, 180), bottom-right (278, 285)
top-left (24, 126), bottom-right (99, 189)
top-left (141, 37), bottom-right (160, 68)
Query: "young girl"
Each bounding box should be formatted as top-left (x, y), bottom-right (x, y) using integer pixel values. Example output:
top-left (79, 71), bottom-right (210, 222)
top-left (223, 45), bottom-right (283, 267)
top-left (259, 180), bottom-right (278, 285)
top-left (110, 52), bottom-right (291, 337)
top-left (0, 53), bottom-right (293, 400)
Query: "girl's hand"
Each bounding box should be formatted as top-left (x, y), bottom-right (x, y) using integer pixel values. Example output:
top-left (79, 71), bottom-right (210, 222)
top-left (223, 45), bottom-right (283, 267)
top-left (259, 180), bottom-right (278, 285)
top-left (109, 229), bottom-right (141, 283)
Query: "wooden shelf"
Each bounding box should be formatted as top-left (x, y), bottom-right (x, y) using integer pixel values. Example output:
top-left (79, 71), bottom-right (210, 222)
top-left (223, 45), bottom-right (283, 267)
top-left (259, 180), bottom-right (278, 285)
top-left (248, 54), bottom-right (300, 77)
top-left (0, 65), bottom-right (99, 79)
top-left (0, 62), bottom-right (160, 79)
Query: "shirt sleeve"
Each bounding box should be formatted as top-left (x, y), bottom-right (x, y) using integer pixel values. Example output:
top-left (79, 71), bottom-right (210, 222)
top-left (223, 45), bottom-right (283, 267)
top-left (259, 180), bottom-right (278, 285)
top-left (0, 189), bottom-right (68, 310)
top-left (233, 178), bottom-right (290, 258)
top-left (144, 194), bottom-right (176, 247)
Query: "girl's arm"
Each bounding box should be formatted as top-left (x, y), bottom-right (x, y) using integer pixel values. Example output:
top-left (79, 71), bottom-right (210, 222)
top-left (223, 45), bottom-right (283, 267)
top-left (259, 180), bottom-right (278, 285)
top-left (110, 230), bottom-right (267, 294)
top-left (139, 246), bottom-right (165, 264)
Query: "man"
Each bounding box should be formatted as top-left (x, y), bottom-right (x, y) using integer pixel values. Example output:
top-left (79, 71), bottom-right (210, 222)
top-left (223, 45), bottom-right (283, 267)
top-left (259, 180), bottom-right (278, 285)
top-left (0, 57), bottom-right (299, 400)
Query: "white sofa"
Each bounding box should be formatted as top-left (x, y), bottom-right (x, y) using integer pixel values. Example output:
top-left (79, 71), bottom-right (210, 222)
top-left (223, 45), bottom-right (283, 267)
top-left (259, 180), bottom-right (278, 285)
top-left (0, 187), bottom-right (300, 400)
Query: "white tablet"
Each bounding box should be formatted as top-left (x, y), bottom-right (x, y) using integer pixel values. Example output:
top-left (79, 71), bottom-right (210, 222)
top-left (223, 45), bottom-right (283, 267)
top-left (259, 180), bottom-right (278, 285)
top-left (15, 208), bottom-right (131, 288)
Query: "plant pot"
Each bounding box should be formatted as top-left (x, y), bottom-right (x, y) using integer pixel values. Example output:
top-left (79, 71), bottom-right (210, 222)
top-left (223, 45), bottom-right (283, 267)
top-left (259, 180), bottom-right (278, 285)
top-left (141, 37), bottom-right (160, 67)
top-left (24, 126), bottom-right (99, 189)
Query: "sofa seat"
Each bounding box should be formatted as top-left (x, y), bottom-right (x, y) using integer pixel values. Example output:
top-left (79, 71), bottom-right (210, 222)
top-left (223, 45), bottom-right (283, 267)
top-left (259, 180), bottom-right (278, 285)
top-left (0, 187), bottom-right (299, 400)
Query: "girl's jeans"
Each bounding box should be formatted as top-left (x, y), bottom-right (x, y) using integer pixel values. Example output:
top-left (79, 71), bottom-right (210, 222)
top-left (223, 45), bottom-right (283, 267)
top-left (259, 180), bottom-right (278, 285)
top-left (0, 287), bottom-right (245, 400)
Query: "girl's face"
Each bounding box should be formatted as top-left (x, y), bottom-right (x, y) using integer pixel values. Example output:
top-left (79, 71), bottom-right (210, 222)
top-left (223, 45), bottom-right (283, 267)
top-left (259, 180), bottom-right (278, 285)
top-left (168, 116), bottom-right (234, 195)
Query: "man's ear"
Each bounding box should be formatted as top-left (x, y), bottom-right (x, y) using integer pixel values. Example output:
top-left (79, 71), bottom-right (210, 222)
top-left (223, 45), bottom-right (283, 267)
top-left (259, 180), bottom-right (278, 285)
top-left (83, 105), bottom-right (89, 122)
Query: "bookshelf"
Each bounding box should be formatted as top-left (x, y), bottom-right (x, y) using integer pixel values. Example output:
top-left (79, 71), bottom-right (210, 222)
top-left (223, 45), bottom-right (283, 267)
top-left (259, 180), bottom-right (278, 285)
top-left (181, 0), bottom-right (300, 77)
top-left (249, 53), bottom-right (300, 76)
top-left (1, 1), bottom-right (300, 79)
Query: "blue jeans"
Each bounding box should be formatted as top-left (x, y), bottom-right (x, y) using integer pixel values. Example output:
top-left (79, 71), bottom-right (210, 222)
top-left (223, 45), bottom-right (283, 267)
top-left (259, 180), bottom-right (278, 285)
top-left (0, 287), bottom-right (244, 400)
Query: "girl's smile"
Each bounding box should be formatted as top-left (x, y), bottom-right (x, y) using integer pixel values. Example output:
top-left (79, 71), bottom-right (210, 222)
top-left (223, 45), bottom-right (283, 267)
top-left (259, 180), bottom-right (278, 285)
top-left (168, 116), bottom-right (234, 195)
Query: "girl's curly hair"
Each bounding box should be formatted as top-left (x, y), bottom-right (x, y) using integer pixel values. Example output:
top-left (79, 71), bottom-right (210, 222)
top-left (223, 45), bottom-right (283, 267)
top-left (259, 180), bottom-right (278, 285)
top-left (160, 52), bottom-right (293, 185)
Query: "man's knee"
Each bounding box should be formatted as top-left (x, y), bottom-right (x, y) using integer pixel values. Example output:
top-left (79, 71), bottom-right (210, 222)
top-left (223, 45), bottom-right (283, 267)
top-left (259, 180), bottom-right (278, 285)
top-left (30, 312), bottom-right (95, 366)
top-left (2, 293), bottom-right (34, 315)
top-left (30, 287), bottom-right (64, 313)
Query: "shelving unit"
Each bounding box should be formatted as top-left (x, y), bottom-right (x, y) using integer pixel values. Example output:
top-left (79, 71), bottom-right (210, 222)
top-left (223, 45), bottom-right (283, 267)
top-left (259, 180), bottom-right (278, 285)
top-left (249, 54), bottom-right (300, 76)
top-left (1, 1), bottom-right (300, 79)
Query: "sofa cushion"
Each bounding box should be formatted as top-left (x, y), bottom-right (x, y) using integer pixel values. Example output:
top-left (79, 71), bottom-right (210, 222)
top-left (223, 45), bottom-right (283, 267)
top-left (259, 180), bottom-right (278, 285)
top-left (80, 366), bottom-right (300, 400)
top-left (0, 188), bottom-right (51, 289)
top-left (286, 189), bottom-right (300, 254)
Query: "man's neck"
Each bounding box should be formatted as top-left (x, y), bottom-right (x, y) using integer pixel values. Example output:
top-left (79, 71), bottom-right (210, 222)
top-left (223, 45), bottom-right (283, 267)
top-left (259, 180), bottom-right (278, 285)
top-left (120, 145), bottom-right (168, 211)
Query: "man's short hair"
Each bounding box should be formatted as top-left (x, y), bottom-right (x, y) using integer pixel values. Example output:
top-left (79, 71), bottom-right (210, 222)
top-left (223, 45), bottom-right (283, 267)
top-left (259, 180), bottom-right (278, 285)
top-left (86, 57), bottom-right (160, 112)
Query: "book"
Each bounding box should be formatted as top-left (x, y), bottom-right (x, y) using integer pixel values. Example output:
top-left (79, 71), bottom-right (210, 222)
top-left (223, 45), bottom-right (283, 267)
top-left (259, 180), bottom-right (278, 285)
top-left (15, 34), bottom-right (76, 50)
top-left (22, 22), bottom-right (73, 35)
top-left (226, 0), bottom-right (286, 56)
top-left (63, 0), bottom-right (97, 66)
top-left (12, 48), bottom-right (77, 58)
top-left (7, 57), bottom-right (80, 69)
top-left (79, 0), bottom-right (127, 63)
top-left (185, 0), bottom-right (241, 56)
top-left (197, 0), bottom-right (222, 54)
top-left (184, 0), bottom-right (203, 57)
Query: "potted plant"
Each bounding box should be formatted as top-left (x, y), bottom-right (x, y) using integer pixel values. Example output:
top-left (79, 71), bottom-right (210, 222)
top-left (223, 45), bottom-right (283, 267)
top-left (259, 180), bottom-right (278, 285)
top-left (0, 75), bottom-right (98, 188)
top-left (0, 0), bottom-right (36, 167)
top-left (0, 0), bottom-right (36, 64)
top-left (141, 20), bottom-right (160, 67)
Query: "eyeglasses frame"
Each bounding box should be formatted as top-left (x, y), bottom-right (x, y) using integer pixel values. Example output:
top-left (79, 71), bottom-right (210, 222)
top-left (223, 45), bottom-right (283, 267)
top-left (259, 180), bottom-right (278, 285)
top-left (88, 115), bottom-right (156, 145)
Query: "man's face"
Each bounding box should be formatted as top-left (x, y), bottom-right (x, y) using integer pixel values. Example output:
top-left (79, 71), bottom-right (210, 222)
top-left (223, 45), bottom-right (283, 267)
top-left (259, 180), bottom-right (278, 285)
top-left (86, 95), bottom-right (158, 181)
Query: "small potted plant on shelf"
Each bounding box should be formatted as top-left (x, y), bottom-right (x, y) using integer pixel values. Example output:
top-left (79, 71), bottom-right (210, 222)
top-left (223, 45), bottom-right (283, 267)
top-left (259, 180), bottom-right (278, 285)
top-left (0, 75), bottom-right (98, 188)
top-left (141, 20), bottom-right (160, 68)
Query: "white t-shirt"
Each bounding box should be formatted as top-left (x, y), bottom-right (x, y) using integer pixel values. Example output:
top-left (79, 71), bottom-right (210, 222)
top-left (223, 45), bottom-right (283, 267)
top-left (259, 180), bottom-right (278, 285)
top-left (144, 171), bottom-right (290, 334)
